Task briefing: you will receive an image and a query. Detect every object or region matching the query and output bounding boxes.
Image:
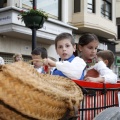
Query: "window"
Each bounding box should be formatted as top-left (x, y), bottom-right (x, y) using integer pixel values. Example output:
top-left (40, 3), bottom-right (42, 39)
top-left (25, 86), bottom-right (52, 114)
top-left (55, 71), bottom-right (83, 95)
top-left (74, 0), bottom-right (80, 13)
top-left (22, 0), bottom-right (61, 20)
top-left (101, 0), bottom-right (112, 20)
top-left (87, 0), bottom-right (95, 13)
top-left (0, 0), bottom-right (7, 8)
top-left (118, 25), bottom-right (120, 40)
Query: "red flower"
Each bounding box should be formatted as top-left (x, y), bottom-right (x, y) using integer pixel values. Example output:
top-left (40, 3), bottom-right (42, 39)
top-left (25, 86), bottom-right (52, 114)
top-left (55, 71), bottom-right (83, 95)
top-left (44, 65), bottom-right (49, 73)
top-left (33, 7), bottom-right (36, 10)
top-left (87, 59), bottom-right (92, 63)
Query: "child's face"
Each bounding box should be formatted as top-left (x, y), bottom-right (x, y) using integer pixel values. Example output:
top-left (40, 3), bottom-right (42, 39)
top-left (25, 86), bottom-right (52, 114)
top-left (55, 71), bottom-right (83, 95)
top-left (78, 40), bottom-right (99, 61)
top-left (15, 56), bottom-right (22, 62)
top-left (56, 39), bottom-right (76, 60)
top-left (31, 55), bottom-right (43, 68)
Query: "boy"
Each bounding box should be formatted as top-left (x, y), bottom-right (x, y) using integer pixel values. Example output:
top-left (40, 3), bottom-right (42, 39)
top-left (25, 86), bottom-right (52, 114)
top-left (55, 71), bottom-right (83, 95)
top-left (85, 50), bottom-right (117, 83)
top-left (31, 46), bottom-right (48, 73)
top-left (43, 32), bottom-right (86, 80)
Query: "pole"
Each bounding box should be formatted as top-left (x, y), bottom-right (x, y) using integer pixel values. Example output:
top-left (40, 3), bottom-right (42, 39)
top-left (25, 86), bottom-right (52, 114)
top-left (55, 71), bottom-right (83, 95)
top-left (32, 28), bottom-right (36, 50)
top-left (33, 0), bottom-right (36, 9)
top-left (32, 0), bottom-right (37, 51)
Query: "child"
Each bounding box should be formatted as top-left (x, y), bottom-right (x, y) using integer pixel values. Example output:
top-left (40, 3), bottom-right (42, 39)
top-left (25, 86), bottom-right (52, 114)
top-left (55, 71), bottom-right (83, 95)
top-left (78, 33), bottom-right (117, 83)
top-left (31, 46), bottom-right (48, 73)
top-left (13, 54), bottom-right (23, 62)
top-left (78, 33), bottom-right (99, 63)
top-left (84, 50), bottom-right (117, 83)
top-left (43, 32), bottom-right (86, 80)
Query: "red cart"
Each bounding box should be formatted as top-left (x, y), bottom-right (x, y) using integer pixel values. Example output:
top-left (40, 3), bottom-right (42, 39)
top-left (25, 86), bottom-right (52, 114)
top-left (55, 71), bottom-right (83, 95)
top-left (73, 80), bottom-right (120, 120)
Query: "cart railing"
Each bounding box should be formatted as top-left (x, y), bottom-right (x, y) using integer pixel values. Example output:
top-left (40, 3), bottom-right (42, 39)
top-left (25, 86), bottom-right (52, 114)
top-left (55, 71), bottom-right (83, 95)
top-left (73, 80), bottom-right (120, 120)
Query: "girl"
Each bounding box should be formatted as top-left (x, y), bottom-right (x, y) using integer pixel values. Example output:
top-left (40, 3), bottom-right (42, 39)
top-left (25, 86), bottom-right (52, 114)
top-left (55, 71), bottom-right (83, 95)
top-left (78, 33), bottom-right (117, 83)
top-left (78, 33), bottom-right (99, 63)
top-left (13, 54), bottom-right (23, 62)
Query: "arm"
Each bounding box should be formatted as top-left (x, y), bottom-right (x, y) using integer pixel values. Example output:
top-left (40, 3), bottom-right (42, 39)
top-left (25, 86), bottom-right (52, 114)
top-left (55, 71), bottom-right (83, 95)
top-left (85, 76), bottom-right (105, 82)
top-left (93, 61), bottom-right (117, 84)
top-left (44, 57), bottom-right (86, 79)
top-left (56, 57), bottom-right (86, 79)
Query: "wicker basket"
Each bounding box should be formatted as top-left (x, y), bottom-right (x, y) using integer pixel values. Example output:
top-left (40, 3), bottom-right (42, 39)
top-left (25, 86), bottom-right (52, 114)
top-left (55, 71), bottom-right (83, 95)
top-left (0, 61), bottom-right (83, 120)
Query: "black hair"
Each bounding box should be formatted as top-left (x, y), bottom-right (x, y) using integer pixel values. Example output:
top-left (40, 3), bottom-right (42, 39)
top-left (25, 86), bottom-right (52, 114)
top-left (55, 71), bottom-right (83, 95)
top-left (78, 33), bottom-right (99, 46)
top-left (55, 32), bottom-right (75, 49)
top-left (31, 46), bottom-right (48, 59)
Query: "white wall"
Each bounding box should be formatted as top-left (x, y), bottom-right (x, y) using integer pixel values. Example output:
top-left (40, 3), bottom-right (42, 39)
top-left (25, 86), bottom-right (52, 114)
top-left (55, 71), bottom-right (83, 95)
top-left (116, 0), bottom-right (120, 17)
top-left (46, 44), bottom-right (59, 60)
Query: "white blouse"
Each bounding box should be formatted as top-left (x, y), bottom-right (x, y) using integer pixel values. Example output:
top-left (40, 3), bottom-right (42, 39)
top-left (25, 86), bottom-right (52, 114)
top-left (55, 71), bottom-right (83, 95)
top-left (93, 61), bottom-right (117, 84)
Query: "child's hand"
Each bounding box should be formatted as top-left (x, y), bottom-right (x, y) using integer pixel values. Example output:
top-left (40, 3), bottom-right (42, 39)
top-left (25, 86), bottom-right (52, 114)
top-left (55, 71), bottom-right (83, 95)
top-left (43, 58), bottom-right (56, 67)
top-left (84, 77), bottom-right (104, 83)
top-left (84, 77), bottom-right (98, 82)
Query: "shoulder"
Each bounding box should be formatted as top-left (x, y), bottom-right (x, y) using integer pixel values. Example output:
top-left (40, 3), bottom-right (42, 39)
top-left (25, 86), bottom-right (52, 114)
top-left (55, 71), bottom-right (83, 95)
top-left (94, 60), bottom-right (106, 68)
top-left (71, 56), bottom-right (86, 65)
top-left (73, 56), bottom-right (85, 62)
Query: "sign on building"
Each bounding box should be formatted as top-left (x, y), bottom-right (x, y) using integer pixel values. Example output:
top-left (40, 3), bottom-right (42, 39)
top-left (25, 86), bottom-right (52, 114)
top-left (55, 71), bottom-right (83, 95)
top-left (115, 56), bottom-right (120, 66)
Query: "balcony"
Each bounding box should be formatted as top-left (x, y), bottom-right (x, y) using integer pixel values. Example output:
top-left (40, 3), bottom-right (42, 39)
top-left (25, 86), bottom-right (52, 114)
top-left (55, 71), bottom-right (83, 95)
top-left (71, 12), bottom-right (117, 39)
top-left (0, 6), bottom-right (76, 44)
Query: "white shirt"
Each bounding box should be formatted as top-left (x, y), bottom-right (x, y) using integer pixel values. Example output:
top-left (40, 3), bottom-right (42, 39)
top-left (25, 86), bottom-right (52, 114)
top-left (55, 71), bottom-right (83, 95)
top-left (36, 67), bottom-right (43, 73)
top-left (93, 61), bottom-right (117, 84)
top-left (50, 67), bottom-right (56, 75)
top-left (56, 57), bottom-right (86, 80)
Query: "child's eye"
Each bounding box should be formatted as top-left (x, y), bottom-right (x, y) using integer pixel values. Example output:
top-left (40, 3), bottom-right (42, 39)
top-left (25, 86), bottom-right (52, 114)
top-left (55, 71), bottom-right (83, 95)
top-left (88, 47), bottom-right (93, 49)
top-left (95, 47), bottom-right (98, 49)
top-left (58, 45), bottom-right (63, 49)
top-left (66, 45), bottom-right (70, 47)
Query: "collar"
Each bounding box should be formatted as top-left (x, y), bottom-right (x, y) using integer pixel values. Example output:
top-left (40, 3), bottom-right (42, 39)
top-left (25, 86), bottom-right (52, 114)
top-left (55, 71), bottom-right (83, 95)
top-left (59, 55), bottom-right (75, 62)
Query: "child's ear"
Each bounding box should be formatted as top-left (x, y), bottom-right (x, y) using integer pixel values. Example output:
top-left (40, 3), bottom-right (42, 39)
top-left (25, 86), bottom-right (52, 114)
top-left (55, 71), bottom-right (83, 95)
top-left (73, 44), bottom-right (76, 52)
top-left (78, 45), bottom-right (82, 52)
top-left (104, 60), bottom-right (108, 66)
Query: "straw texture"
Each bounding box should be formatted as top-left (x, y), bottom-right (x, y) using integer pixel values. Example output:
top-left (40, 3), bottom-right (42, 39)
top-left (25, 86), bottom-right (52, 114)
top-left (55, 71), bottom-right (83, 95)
top-left (0, 61), bottom-right (83, 120)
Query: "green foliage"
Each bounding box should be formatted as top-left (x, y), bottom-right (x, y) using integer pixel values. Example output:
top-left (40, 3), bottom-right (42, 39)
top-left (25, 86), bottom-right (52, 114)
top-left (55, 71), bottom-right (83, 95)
top-left (18, 8), bottom-right (48, 21)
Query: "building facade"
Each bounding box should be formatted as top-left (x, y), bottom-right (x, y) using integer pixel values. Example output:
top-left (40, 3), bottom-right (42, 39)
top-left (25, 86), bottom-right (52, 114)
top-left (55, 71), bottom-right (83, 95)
top-left (0, 0), bottom-right (76, 63)
top-left (116, 0), bottom-right (120, 77)
top-left (0, 0), bottom-right (118, 66)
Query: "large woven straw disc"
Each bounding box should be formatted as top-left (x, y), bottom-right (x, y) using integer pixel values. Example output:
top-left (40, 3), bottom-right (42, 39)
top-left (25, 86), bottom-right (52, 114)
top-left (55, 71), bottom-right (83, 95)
top-left (0, 61), bottom-right (83, 120)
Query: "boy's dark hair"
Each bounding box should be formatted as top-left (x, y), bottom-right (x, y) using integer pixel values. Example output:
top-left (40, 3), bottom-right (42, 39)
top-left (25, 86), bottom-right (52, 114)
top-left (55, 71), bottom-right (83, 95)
top-left (31, 47), bottom-right (48, 59)
top-left (55, 33), bottom-right (75, 49)
top-left (97, 50), bottom-right (114, 68)
top-left (78, 33), bottom-right (99, 46)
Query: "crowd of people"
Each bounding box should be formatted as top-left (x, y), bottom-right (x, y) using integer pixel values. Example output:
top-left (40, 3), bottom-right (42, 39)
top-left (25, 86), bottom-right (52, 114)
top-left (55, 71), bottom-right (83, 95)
top-left (0, 32), bottom-right (117, 84)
